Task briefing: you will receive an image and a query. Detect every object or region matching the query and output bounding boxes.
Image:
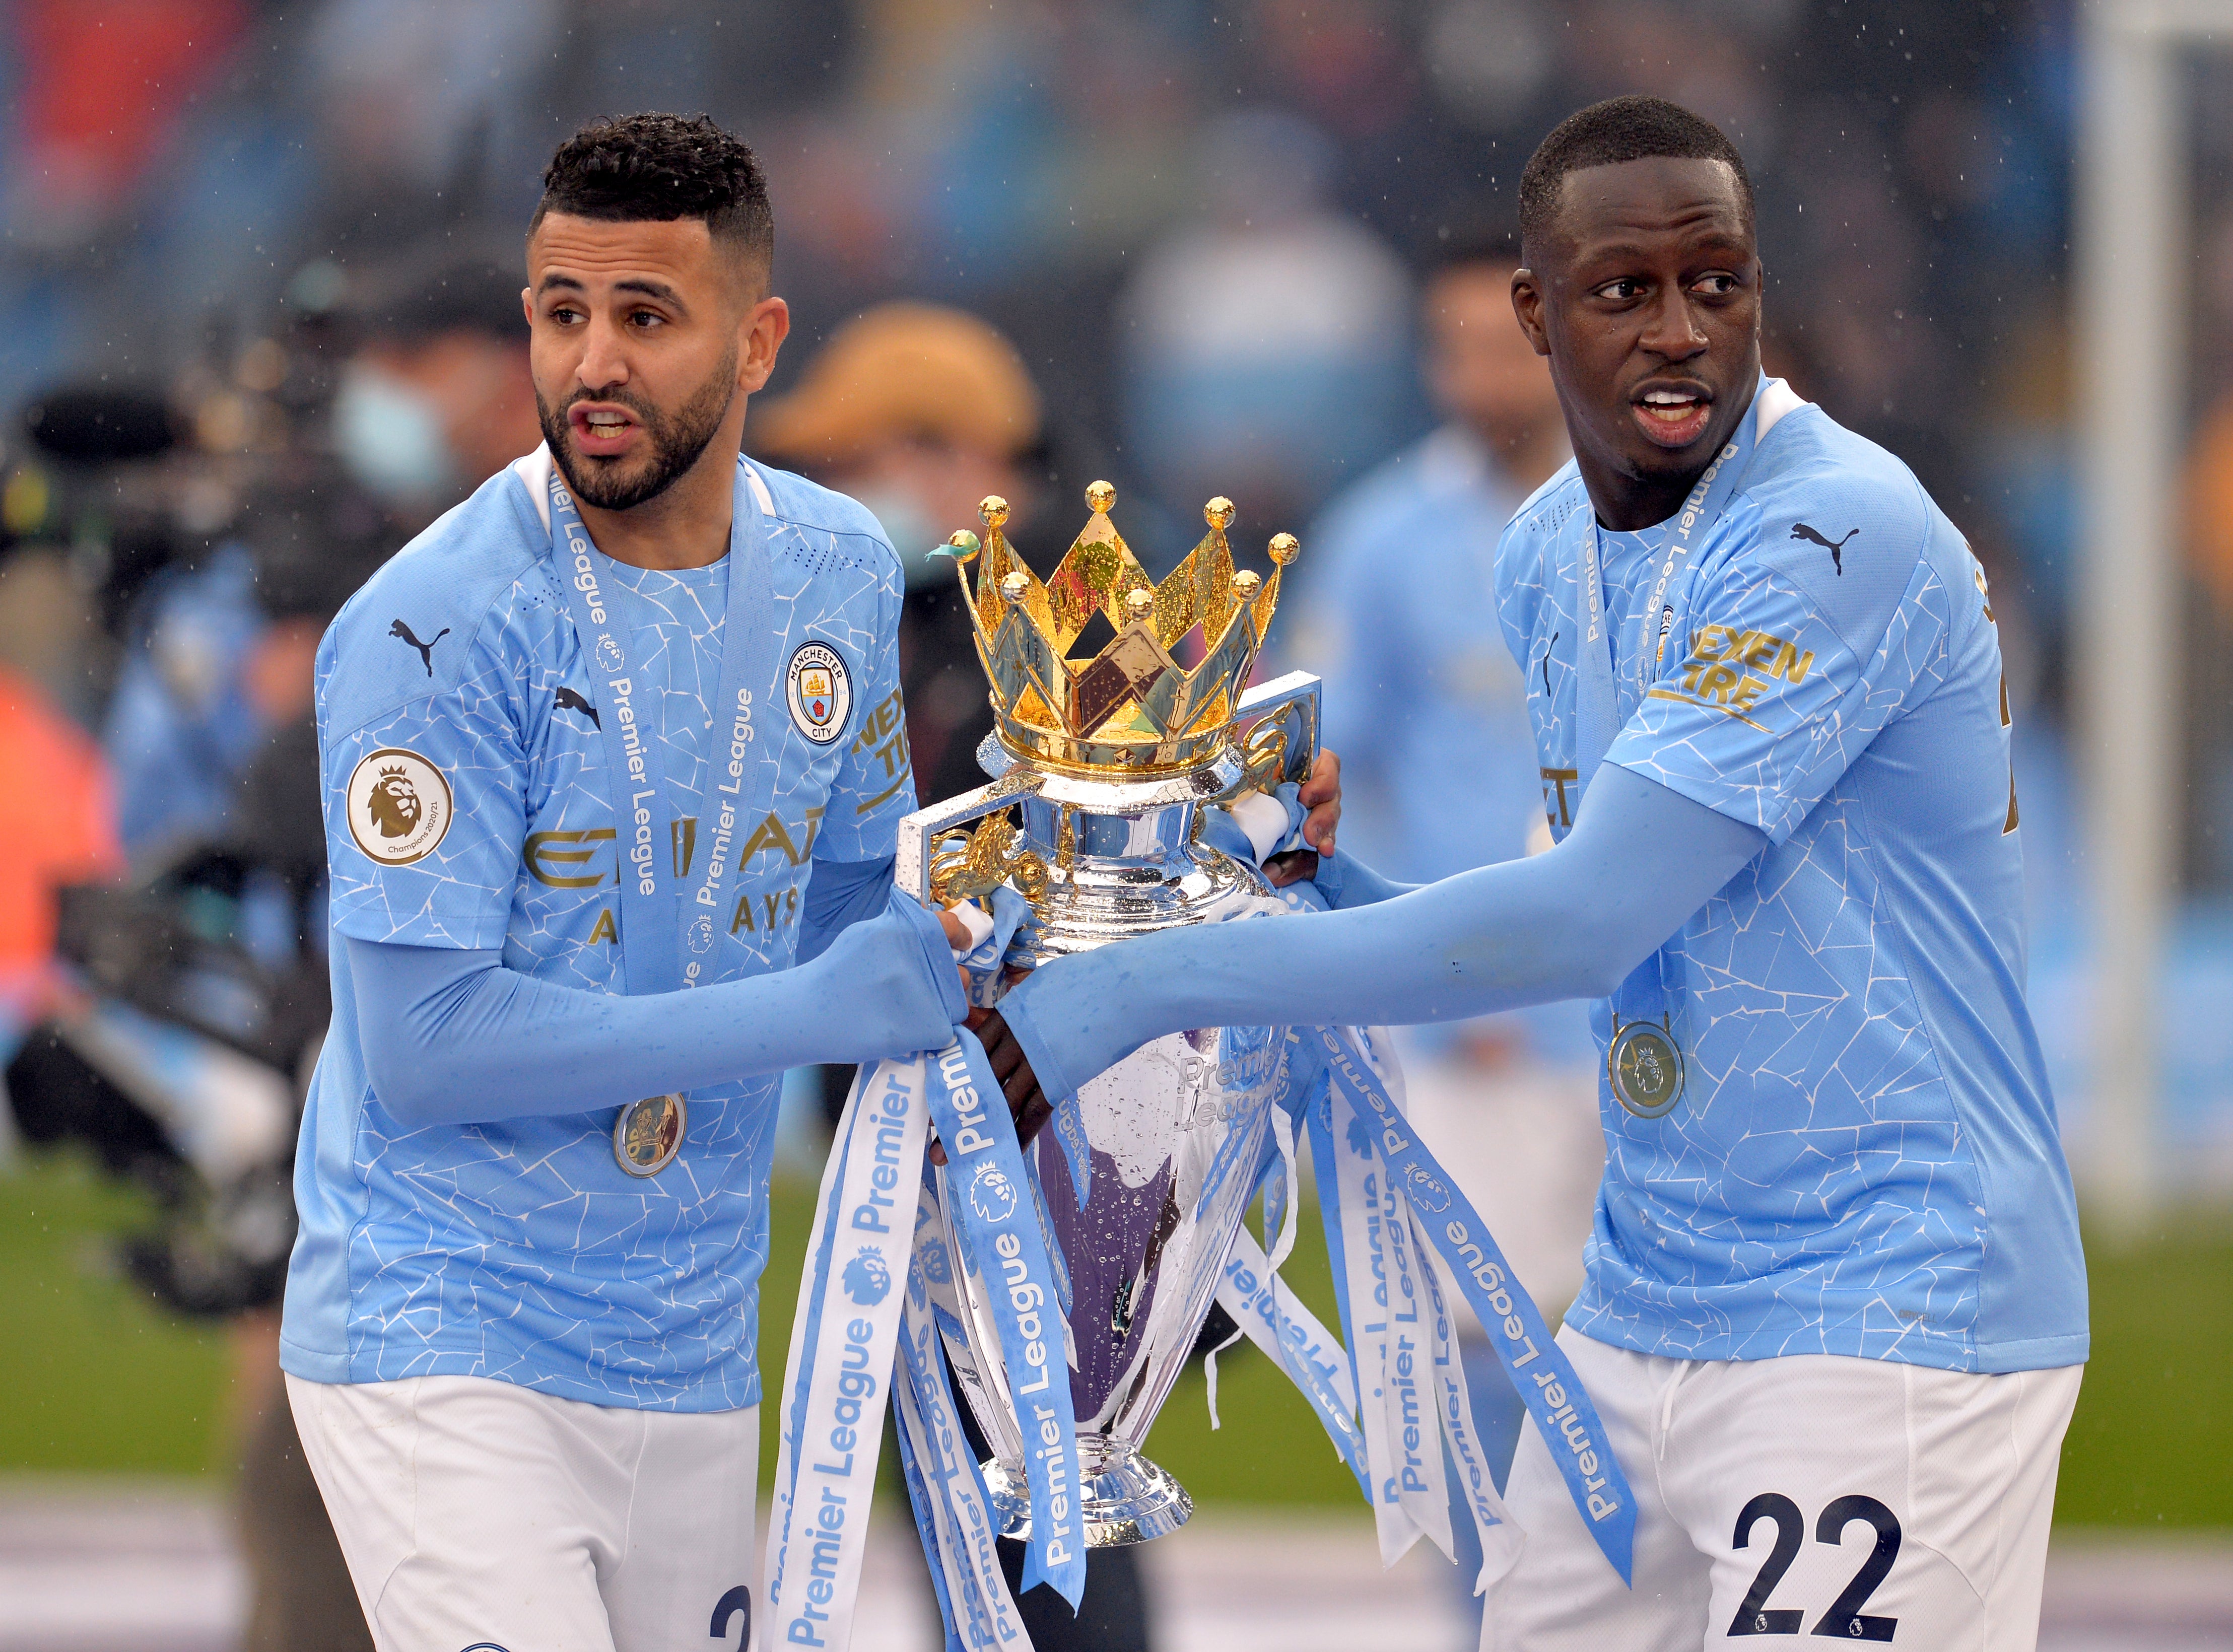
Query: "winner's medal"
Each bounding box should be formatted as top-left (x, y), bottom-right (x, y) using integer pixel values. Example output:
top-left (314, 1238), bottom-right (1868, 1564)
top-left (1568, 385), bottom-right (1768, 1133)
top-left (615, 1093), bottom-right (686, 1176)
top-left (1607, 1016), bottom-right (1684, 1119)
top-left (542, 456), bottom-right (783, 1186)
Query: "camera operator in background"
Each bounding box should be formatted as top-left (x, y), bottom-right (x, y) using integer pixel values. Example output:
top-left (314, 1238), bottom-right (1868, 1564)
top-left (106, 260), bottom-right (538, 864)
top-left (5, 259), bottom-right (536, 1652)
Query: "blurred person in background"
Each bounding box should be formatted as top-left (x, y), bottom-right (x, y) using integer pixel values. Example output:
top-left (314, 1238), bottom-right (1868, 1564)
top-left (103, 257), bottom-right (537, 864)
top-left (0, 543), bottom-right (124, 1076)
top-left (1283, 223), bottom-right (1601, 1630)
top-left (1120, 107), bottom-right (1414, 540)
top-left (1290, 226), bottom-right (1570, 900)
top-left (328, 258), bottom-right (545, 531)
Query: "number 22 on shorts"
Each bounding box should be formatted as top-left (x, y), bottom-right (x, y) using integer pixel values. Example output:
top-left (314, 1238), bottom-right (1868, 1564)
top-left (1728, 1492), bottom-right (1901, 1640)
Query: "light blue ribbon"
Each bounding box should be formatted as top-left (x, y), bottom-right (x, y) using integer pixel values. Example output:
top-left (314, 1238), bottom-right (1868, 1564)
top-left (923, 1034), bottom-right (1089, 1609)
top-left (1305, 1024), bottom-right (1639, 1582)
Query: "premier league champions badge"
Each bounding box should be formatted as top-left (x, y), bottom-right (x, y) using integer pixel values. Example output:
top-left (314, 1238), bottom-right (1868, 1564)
top-left (1608, 1020), bottom-right (1685, 1119)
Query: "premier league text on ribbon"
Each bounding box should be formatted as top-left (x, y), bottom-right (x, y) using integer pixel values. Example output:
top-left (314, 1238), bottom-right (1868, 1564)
top-left (846, 1069), bottom-right (910, 1239)
top-left (682, 686), bottom-right (758, 985)
top-left (1314, 1024), bottom-right (1636, 1573)
top-left (765, 1063), bottom-right (927, 1649)
top-left (925, 1041), bottom-right (1082, 1576)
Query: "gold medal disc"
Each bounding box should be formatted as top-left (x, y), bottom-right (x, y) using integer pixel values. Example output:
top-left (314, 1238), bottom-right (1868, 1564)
top-left (614, 1093), bottom-right (687, 1176)
top-left (1608, 1023), bottom-right (1685, 1119)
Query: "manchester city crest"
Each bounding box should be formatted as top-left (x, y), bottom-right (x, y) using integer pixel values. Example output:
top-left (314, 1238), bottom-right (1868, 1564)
top-left (614, 1092), bottom-right (686, 1176)
top-left (344, 747), bottom-right (453, 866)
top-left (785, 641), bottom-right (851, 745)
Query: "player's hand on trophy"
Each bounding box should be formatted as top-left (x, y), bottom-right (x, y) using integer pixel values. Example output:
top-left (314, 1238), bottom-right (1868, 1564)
top-left (1264, 747), bottom-right (1341, 888)
top-left (970, 1005), bottom-right (1053, 1145)
top-left (926, 1006), bottom-right (1049, 1163)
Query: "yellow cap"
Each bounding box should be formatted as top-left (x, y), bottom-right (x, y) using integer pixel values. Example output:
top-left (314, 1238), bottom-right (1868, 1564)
top-left (748, 302), bottom-right (1042, 466)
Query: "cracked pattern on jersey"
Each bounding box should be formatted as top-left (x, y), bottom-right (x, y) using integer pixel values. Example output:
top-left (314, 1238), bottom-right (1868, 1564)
top-left (1494, 429), bottom-right (2081, 1373)
top-left (305, 472), bottom-right (913, 1408)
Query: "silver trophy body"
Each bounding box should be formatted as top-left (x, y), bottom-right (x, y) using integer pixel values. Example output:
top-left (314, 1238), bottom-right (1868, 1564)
top-left (897, 675), bottom-right (1320, 1547)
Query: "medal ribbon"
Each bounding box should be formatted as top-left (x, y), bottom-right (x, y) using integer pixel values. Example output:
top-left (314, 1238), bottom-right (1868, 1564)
top-left (543, 456), bottom-right (780, 997)
top-left (1573, 383), bottom-right (1766, 1049)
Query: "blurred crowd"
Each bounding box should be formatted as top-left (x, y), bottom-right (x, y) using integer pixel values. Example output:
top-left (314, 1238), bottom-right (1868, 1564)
top-left (4, 0), bottom-right (2233, 1643)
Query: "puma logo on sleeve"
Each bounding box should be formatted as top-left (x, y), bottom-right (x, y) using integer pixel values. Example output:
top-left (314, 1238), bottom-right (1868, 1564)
top-left (389, 619), bottom-right (451, 675)
top-left (1789, 522), bottom-right (1859, 576)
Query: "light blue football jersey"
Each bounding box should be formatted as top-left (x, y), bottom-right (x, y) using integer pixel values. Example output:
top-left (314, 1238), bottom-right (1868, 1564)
top-left (1494, 386), bottom-right (2086, 1373)
top-left (281, 449), bottom-right (916, 1410)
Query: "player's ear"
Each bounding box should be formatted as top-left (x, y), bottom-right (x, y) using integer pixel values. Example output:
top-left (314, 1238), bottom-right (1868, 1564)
top-left (738, 294), bottom-right (789, 395)
top-left (1511, 267), bottom-right (1551, 359)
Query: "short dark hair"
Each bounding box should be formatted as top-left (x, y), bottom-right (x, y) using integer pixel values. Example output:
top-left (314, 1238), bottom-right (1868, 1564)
top-left (532, 113), bottom-right (774, 276)
top-left (1518, 96), bottom-right (1753, 260)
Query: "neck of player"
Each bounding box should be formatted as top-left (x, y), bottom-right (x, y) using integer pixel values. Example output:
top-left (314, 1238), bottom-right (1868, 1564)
top-left (1576, 377), bottom-right (1757, 534)
top-left (576, 417), bottom-right (746, 573)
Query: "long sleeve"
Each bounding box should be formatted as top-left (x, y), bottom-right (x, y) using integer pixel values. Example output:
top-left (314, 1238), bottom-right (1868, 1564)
top-left (795, 852), bottom-right (901, 965)
top-left (997, 765), bottom-right (1765, 1103)
top-left (350, 887), bottom-right (964, 1128)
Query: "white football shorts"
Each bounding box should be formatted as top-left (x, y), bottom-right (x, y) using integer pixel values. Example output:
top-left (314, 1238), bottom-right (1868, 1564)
top-left (1484, 1329), bottom-right (2081, 1652)
top-left (289, 1372), bottom-right (759, 1652)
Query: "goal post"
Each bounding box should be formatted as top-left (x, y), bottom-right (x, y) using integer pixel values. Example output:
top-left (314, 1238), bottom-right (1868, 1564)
top-left (2075, 0), bottom-right (2232, 1238)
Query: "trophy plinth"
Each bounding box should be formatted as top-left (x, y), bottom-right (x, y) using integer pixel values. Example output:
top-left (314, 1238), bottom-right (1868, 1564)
top-left (899, 485), bottom-right (1321, 1547)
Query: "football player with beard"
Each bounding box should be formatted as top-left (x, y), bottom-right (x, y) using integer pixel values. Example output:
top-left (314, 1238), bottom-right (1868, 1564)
top-left (285, 114), bottom-right (987, 1652)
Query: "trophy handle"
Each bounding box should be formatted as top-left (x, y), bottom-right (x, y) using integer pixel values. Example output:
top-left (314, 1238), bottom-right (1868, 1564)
top-left (1226, 670), bottom-right (1322, 795)
top-left (897, 775), bottom-right (1046, 909)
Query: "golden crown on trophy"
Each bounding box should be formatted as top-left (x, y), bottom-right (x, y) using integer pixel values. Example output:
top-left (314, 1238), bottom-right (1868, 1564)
top-left (938, 482), bottom-right (1298, 776)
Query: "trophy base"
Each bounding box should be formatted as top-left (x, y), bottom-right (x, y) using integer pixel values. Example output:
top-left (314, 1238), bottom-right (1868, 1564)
top-left (981, 1436), bottom-right (1194, 1547)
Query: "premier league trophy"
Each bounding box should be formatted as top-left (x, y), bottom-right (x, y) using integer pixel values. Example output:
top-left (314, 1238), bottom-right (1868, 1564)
top-left (894, 481), bottom-right (1319, 1547)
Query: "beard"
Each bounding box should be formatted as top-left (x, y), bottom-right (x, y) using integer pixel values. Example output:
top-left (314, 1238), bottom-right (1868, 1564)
top-left (537, 343), bottom-right (738, 512)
